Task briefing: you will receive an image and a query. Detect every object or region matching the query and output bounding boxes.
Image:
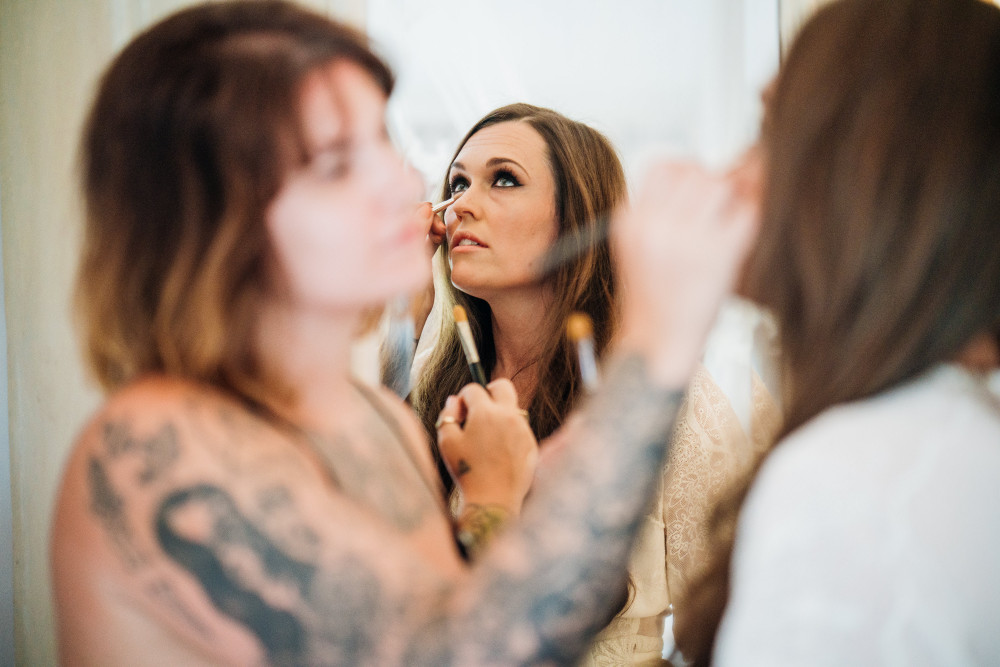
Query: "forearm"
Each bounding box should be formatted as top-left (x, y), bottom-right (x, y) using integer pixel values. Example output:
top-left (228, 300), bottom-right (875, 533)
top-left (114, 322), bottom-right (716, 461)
top-left (407, 355), bottom-right (684, 664)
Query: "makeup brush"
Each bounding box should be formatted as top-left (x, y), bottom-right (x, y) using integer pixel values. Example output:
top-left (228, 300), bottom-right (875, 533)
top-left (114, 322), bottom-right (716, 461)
top-left (453, 304), bottom-right (488, 386)
top-left (432, 194), bottom-right (460, 215)
top-left (566, 312), bottom-right (599, 393)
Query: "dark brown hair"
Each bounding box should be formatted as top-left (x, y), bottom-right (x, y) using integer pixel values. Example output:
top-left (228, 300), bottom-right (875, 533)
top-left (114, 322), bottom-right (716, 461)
top-left (680, 0), bottom-right (1000, 662)
top-left (76, 1), bottom-right (393, 409)
top-left (410, 103), bottom-right (626, 481)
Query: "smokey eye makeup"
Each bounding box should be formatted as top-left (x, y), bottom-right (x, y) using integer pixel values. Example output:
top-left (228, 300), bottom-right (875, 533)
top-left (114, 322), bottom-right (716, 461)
top-left (448, 174), bottom-right (470, 195)
top-left (448, 167), bottom-right (522, 195)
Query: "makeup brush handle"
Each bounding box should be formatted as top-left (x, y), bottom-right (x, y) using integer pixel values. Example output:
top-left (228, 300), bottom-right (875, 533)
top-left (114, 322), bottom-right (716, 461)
top-left (469, 361), bottom-right (488, 387)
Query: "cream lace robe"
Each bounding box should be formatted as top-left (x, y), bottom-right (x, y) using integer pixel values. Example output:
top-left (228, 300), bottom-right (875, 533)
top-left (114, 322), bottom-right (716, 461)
top-left (581, 362), bottom-right (781, 666)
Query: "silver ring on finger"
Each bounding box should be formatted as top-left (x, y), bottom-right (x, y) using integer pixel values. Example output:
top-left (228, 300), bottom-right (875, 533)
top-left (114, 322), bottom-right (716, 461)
top-left (435, 415), bottom-right (460, 430)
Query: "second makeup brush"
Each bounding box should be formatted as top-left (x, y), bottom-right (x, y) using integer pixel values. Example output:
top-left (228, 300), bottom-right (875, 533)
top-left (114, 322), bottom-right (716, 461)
top-left (567, 312), bottom-right (600, 394)
top-left (453, 305), bottom-right (488, 386)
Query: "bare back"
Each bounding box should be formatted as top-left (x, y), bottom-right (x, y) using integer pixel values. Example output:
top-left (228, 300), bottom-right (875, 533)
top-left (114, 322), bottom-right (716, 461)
top-left (51, 375), bottom-right (463, 665)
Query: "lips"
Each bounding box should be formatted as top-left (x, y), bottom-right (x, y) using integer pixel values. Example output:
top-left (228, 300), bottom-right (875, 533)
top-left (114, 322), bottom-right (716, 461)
top-left (450, 231), bottom-right (488, 250)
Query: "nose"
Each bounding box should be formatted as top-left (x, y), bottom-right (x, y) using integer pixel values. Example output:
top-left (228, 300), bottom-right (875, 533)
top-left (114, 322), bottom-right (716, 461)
top-left (447, 187), bottom-right (480, 228)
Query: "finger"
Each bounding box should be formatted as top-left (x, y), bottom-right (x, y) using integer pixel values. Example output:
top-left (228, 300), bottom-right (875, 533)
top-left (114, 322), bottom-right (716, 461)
top-left (484, 378), bottom-right (518, 406)
top-left (457, 382), bottom-right (493, 410)
top-left (435, 394), bottom-right (465, 430)
top-left (428, 215), bottom-right (447, 245)
top-left (414, 201), bottom-right (435, 230)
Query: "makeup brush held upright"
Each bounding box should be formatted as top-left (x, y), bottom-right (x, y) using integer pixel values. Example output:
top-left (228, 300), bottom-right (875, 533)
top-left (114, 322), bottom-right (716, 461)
top-left (567, 312), bottom-right (599, 394)
top-left (453, 305), bottom-right (488, 386)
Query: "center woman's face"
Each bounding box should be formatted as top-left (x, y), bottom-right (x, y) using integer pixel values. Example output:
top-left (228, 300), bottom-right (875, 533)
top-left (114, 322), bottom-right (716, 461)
top-left (267, 61), bottom-right (426, 314)
top-left (444, 121), bottom-right (559, 300)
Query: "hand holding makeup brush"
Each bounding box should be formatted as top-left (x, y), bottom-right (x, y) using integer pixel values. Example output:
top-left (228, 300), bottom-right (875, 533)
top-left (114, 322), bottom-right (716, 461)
top-left (405, 196), bottom-right (460, 339)
top-left (435, 379), bottom-right (539, 517)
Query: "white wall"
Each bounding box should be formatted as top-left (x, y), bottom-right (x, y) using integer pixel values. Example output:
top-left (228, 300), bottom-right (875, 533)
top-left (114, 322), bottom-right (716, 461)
top-left (2, 3), bottom-right (110, 663)
top-left (1, 186), bottom-right (14, 667)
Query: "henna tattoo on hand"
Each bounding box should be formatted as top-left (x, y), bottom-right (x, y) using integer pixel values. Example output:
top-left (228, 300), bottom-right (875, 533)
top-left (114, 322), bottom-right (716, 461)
top-left (455, 503), bottom-right (510, 561)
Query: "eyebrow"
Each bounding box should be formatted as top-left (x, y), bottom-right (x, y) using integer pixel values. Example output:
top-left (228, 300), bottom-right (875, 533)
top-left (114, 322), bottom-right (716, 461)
top-left (450, 157), bottom-right (528, 173)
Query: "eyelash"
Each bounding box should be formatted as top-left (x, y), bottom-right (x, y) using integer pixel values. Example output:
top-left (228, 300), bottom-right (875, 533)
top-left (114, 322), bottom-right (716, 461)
top-left (448, 168), bottom-right (521, 195)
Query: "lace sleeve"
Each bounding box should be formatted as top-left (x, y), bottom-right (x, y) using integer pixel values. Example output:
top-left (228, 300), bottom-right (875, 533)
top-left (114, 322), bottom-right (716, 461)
top-left (662, 366), bottom-right (779, 619)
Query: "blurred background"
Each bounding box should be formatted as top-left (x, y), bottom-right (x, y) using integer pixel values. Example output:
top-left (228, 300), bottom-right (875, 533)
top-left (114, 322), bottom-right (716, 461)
top-left (0, 0), bottom-right (828, 663)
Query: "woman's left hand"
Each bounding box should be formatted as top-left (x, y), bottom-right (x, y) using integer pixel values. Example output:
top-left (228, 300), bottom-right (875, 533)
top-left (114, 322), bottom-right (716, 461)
top-left (435, 379), bottom-right (539, 516)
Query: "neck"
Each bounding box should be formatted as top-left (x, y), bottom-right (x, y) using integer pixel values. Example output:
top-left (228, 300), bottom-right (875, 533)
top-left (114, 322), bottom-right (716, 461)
top-left (256, 302), bottom-right (362, 430)
top-left (485, 288), bottom-right (554, 403)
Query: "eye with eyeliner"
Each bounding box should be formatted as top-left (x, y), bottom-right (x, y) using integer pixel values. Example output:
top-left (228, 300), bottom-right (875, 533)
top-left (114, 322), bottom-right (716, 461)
top-left (448, 168), bottom-right (522, 196)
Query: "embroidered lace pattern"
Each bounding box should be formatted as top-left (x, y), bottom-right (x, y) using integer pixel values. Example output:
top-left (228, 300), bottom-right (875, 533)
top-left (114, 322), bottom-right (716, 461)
top-left (582, 365), bottom-right (780, 665)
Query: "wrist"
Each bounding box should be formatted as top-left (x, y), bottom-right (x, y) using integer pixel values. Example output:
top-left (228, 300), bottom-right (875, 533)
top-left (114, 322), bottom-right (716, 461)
top-left (455, 485), bottom-right (524, 517)
top-left (454, 503), bottom-right (511, 561)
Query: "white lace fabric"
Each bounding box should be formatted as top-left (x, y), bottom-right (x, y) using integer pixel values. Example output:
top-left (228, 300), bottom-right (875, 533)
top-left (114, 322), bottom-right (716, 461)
top-left (582, 364), bottom-right (781, 666)
top-left (715, 364), bottom-right (1000, 666)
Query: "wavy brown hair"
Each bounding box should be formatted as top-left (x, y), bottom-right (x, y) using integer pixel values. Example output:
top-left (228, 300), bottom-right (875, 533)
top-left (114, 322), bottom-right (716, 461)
top-left (411, 104), bottom-right (626, 487)
top-left (678, 0), bottom-right (1000, 662)
top-left (76, 1), bottom-right (392, 410)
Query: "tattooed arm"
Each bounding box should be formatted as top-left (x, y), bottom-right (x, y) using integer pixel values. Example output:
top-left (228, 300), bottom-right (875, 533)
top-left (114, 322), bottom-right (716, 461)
top-left (52, 363), bottom-right (680, 666)
top-left (406, 356), bottom-right (685, 665)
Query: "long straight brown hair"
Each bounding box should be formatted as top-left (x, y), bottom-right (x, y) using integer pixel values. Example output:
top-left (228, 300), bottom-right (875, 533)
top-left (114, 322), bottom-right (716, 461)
top-left (410, 104), bottom-right (626, 487)
top-left (678, 0), bottom-right (1000, 662)
top-left (76, 1), bottom-right (393, 411)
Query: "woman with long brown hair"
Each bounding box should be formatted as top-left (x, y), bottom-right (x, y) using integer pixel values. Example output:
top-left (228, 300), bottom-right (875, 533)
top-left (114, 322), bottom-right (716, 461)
top-left (410, 103), bottom-right (625, 452)
top-left (679, 0), bottom-right (1000, 663)
top-left (412, 104), bottom-right (779, 665)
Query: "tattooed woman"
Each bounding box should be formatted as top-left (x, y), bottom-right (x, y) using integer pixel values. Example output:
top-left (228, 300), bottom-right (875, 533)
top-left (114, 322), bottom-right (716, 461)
top-left (50, 1), bottom-right (756, 664)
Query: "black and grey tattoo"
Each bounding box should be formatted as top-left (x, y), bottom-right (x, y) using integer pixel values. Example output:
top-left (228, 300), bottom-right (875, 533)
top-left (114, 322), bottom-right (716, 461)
top-left (88, 456), bottom-right (145, 569)
top-left (156, 484), bottom-right (314, 664)
top-left (146, 578), bottom-right (213, 640)
top-left (104, 421), bottom-right (179, 484)
top-left (155, 483), bottom-right (388, 665)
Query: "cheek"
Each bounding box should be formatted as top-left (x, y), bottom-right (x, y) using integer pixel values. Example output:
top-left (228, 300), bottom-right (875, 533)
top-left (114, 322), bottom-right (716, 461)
top-left (266, 187), bottom-right (357, 291)
top-left (510, 207), bottom-right (559, 259)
